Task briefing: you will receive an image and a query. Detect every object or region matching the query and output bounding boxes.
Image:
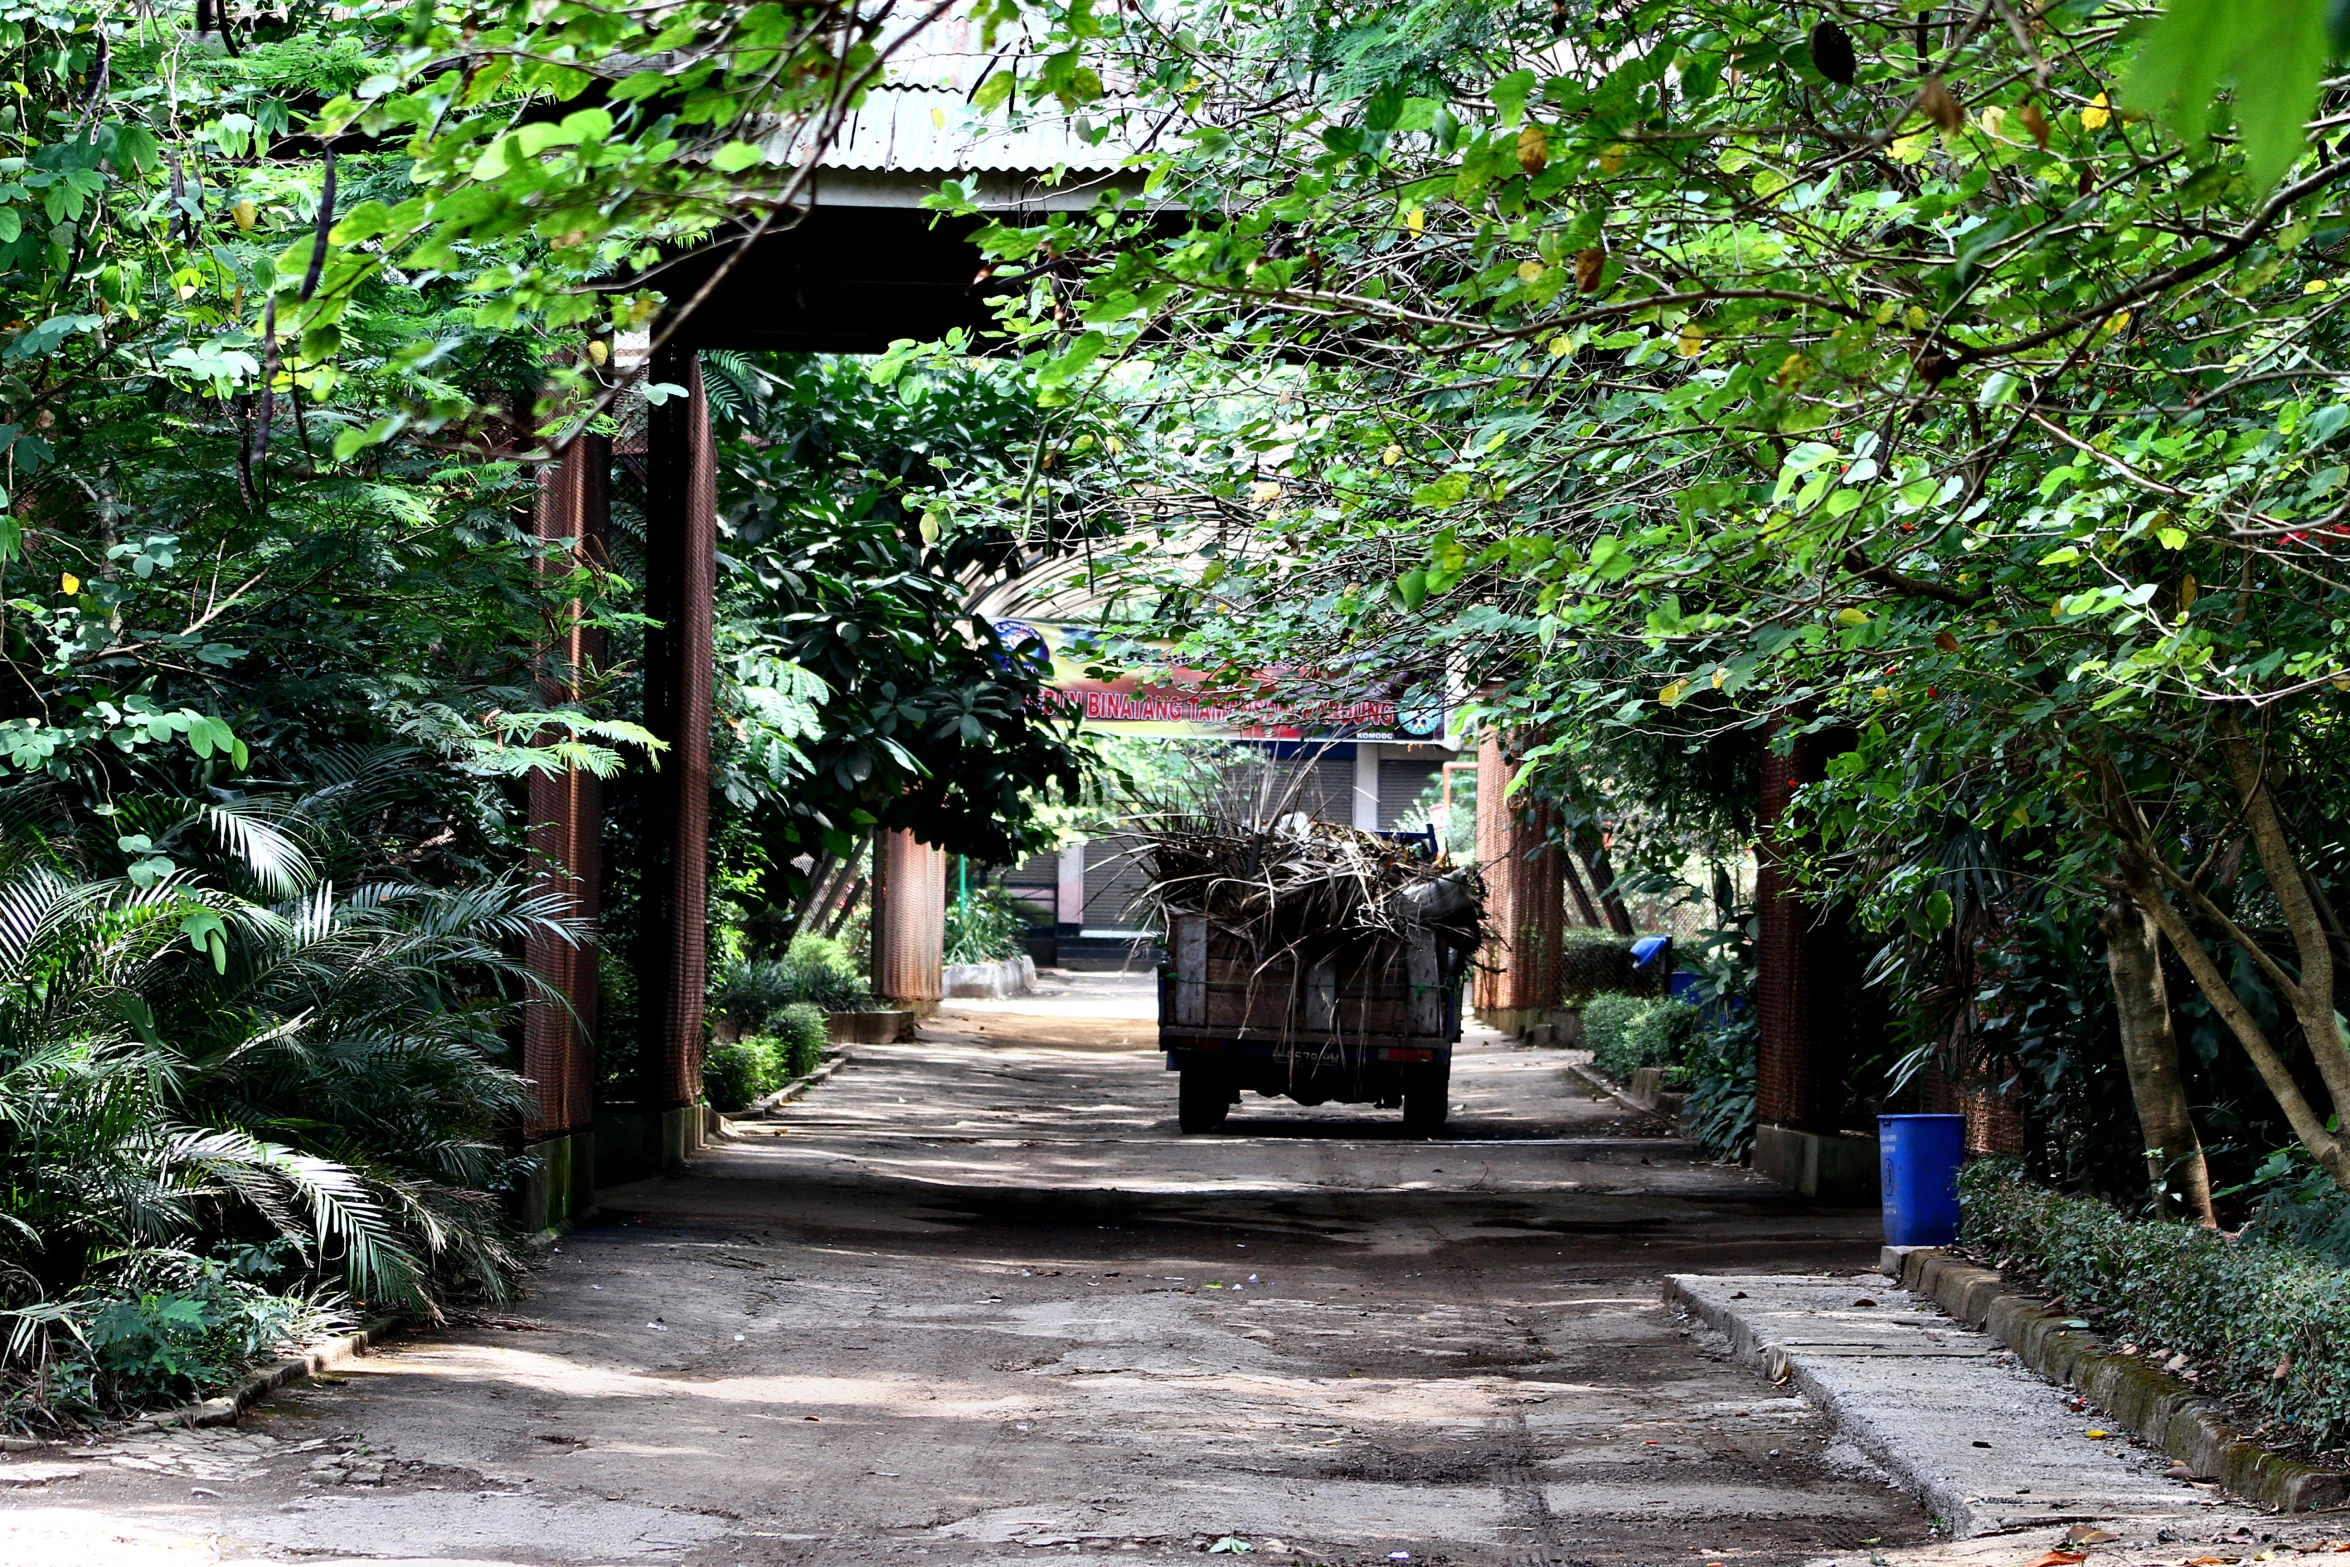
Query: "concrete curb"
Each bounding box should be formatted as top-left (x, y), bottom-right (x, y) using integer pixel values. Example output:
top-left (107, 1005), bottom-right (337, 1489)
top-left (727, 1050), bottom-right (850, 1125)
top-left (139, 1315), bottom-right (402, 1430)
top-left (1663, 1275), bottom-right (1985, 1534)
top-left (1563, 1061), bottom-right (1652, 1120)
top-left (1883, 1246), bottom-right (2347, 1514)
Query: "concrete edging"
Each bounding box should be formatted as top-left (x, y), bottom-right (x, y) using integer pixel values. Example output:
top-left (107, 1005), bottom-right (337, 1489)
top-left (1883, 1246), bottom-right (2348, 1513)
top-left (725, 1050), bottom-right (851, 1125)
top-left (1563, 1061), bottom-right (1654, 1120)
top-left (139, 1315), bottom-right (402, 1430)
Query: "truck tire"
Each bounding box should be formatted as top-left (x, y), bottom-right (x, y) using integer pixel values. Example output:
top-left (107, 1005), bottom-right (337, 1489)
top-left (1401, 1066), bottom-right (1449, 1136)
top-left (1178, 1063), bottom-right (1229, 1133)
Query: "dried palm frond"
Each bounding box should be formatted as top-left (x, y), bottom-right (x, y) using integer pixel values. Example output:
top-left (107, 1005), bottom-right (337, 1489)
top-left (1141, 811), bottom-right (1484, 980)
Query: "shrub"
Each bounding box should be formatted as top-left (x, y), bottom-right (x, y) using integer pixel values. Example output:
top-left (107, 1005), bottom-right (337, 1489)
top-left (1582, 992), bottom-right (1651, 1082)
top-left (708, 962), bottom-right (796, 1032)
top-left (1961, 1159), bottom-right (2350, 1450)
top-left (708, 935), bottom-right (875, 1029)
top-left (1584, 995), bottom-right (1700, 1085)
top-left (1683, 1014), bottom-right (1757, 1161)
top-left (773, 1002), bottom-right (828, 1078)
top-left (702, 1039), bottom-right (780, 1111)
top-left (1628, 1000), bottom-right (1702, 1088)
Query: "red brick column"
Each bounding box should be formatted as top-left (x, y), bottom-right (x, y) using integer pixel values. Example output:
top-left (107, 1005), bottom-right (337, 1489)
top-left (1755, 725), bottom-right (1861, 1133)
top-left (523, 433), bottom-right (608, 1141)
top-left (635, 352), bottom-right (716, 1109)
top-left (1471, 735), bottom-right (1563, 1019)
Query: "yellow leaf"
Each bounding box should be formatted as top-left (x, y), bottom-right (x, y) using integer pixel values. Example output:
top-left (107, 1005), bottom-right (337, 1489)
top-left (2080, 93), bottom-right (2110, 130)
top-left (586, 338), bottom-right (609, 365)
top-left (1676, 323), bottom-right (1706, 357)
top-left (1777, 352), bottom-right (1809, 386)
top-left (1382, 444), bottom-right (1402, 466)
top-left (931, 106), bottom-right (947, 129)
top-left (1905, 304), bottom-right (1928, 330)
top-left (232, 199), bottom-right (257, 231)
top-left (1516, 259), bottom-right (1545, 283)
top-left (1547, 333), bottom-right (1574, 358)
top-left (1249, 480), bottom-right (1282, 508)
top-left (1871, 685), bottom-right (1894, 702)
top-left (1515, 123), bottom-right (1548, 177)
top-left (1404, 207), bottom-right (1424, 237)
top-left (1600, 143), bottom-right (1626, 175)
top-left (1978, 105), bottom-right (2008, 141)
top-left (2102, 310), bottom-right (2131, 335)
top-left (1836, 607), bottom-right (1870, 626)
top-left (1710, 667), bottom-right (1727, 689)
top-left (60, 573), bottom-right (80, 595)
top-left (1889, 132), bottom-right (1931, 164)
top-left (2181, 574), bottom-right (2198, 610)
top-left (1659, 678), bottom-right (1688, 706)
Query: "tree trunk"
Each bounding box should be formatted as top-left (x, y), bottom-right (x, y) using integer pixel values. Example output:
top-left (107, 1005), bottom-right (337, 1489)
top-left (2100, 733), bottom-right (2350, 1192)
top-left (2100, 897), bottom-right (2217, 1225)
top-left (1562, 851), bottom-right (1605, 927)
top-left (1573, 827), bottom-right (1636, 936)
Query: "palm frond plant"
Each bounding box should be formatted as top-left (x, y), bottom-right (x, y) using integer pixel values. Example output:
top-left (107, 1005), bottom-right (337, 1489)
top-left (0, 758), bottom-right (581, 1427)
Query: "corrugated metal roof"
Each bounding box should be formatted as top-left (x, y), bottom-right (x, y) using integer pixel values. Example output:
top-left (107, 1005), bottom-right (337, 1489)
top-left (768, 85), bottom-right (1137, 174)
top-left (754, 19), bottom-right (1149, 175)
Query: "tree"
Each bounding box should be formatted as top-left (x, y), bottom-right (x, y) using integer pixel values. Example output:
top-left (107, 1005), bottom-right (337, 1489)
top-left (948, 0), bottom-right (2350, 1191)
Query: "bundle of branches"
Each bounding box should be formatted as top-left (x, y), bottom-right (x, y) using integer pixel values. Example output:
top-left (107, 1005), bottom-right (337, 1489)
top-left (1143, 813), bottom-right (1485, 978)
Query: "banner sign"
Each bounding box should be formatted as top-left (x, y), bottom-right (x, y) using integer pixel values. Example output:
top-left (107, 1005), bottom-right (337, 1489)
top-left (992, 619), bottom-right (1445, 741)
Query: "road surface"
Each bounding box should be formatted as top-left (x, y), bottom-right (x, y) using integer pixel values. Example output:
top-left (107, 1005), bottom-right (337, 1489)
top-left (0, 974), bottom-right (1930, 1566)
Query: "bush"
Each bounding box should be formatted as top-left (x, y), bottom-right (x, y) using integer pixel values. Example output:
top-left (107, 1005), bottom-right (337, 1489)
top-left (708, 935), bottom-right (875, 1030)
top-left (773, 1002), bottom-right (828, 1079)
top-left (1628, 1000), bottom-right (1702, 1088)
top-left (1961, 1160), bottom-right (2350, 1450)
top-left (1684, 1014), bottom-right (1757, 1161)
top-left (702, 1039), bottom-right (780, 1111)
top-left (703, 1005), bottom-right (830, 1110)
top-left (1584, 995), bottom-right (1699, 1086)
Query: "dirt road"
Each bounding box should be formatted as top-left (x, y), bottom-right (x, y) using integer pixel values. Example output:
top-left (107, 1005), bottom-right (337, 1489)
top-left (1, 979), bottom-right (1929, 1566)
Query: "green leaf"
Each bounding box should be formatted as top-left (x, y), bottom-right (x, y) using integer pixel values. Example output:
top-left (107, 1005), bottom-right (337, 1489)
top-left (2126, 0), bottom-right (2328, 187)
top-left (709, 140), bottom-right (765, 173)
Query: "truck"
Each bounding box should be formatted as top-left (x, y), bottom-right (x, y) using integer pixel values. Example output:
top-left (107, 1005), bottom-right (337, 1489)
top-left (1158, 911), bottom-right (1465, 1135)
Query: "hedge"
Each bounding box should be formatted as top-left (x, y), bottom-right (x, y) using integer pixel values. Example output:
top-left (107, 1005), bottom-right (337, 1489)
top-left (702, 1003), bottom-right (830, 1111)
top-left (1961, 1160), bottom-right (2350, 1450)
top-left (1584, 994), bottom-right (1700, 1088)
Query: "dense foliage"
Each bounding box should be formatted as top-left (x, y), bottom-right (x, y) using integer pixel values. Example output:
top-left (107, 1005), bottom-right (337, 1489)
top-left (1965, 1158), bottom-right (2350, 1452)
top-left (951, 0), bottom-right (2350, 1194)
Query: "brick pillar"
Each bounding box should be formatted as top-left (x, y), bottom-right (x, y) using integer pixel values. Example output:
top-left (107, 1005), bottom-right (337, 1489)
top-left (523, 433), bottom-right (609, 1143)
top-left (1470, 735), bottom-right (1563, 1026)
top-left (634, 351), bottom-right (716, 1111)
top-left (1754, 725), bottom-right (1857, 1134)
top-left (872, 829), bottom-right (945, 1013)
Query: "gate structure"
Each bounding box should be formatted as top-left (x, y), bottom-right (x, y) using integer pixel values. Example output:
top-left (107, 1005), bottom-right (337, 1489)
top-left (516, 77), bottom-right (1132, 1228)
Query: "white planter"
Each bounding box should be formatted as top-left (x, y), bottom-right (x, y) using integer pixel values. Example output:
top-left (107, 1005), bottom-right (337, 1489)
top-left (943, 956), bottom-right (1031, 999)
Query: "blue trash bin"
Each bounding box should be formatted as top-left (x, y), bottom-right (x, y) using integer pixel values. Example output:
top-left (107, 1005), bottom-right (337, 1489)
top-left (1879, 1114), bottom-right (1965, 1246)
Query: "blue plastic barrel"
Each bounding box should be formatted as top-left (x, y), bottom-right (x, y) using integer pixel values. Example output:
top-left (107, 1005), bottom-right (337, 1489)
top-left (1879, 1114), bottom-right (1966, 1246)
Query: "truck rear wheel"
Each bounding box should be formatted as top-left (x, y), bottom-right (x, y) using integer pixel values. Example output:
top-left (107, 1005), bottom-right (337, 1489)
top-left (1178, 1063), bottom-right (1229, 1133)
top-left (1401, 1065), bottom-right (1450, 1136)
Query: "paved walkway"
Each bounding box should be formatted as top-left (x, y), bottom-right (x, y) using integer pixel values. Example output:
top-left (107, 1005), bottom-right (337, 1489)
top-left (1, 983), bottom-right (1944, 1565)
